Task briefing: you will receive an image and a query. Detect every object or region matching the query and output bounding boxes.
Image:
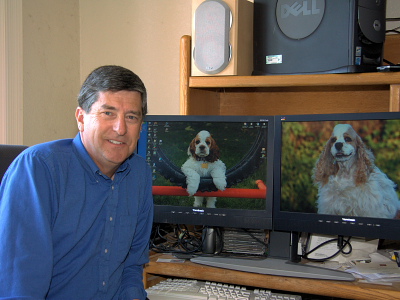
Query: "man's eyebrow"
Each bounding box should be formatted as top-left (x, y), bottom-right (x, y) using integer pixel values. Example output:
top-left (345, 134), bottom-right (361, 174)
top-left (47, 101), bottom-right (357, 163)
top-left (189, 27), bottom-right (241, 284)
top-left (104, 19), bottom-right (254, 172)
top-left (100, 104), bottom-right (142, 116)
top-left (101, 104), bottom-right (117, 110)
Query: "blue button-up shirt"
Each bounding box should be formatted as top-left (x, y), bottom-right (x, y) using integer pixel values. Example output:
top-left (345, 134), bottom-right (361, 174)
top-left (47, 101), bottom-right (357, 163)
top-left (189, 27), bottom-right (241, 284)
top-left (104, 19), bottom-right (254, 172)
top-left (0, 134), bottom-right (154, 300)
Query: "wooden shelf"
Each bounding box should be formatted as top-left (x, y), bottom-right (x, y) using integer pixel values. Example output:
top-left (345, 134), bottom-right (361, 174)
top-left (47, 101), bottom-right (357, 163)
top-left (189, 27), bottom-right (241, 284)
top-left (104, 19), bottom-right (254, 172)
top-left (180, 35), bottom-right (400, 115)
top-left (189, 72), bottom-right (400, 88)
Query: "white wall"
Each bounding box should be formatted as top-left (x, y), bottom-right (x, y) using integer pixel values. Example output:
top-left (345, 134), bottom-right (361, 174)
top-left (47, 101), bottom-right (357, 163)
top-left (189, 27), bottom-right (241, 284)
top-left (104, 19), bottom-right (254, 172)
top-left (22, 0), bottom-right (80, 145)
top-left (79, 0), bottom-right (192, 116)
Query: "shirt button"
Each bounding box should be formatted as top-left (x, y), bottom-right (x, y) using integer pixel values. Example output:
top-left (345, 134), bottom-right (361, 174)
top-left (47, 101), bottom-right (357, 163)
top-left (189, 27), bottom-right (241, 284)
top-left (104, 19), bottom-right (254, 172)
top-left (102, 281), bottom-right (106, 286)
top-left (112, 185), bottom-right (114, 190)
top-left (104, 249), bottom-right (108, 254)
top-left (109, 216), bottom-right (113, 221)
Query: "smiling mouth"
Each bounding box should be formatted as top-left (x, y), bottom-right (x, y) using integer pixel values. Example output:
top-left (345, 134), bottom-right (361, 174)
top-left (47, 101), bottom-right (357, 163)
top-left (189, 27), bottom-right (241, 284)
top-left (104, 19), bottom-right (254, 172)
top-left (109, 140), bottom-right (124, 145)
top-left (335, 152), bottom-right (352, 158)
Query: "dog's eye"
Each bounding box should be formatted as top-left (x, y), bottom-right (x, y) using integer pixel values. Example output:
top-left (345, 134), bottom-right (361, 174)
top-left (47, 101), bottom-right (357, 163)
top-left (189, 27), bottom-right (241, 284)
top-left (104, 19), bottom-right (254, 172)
top-left (330, 137), bottom-right (337, 143)
top-left (195, 140), bottom-right (200, 145)
top-left (206, 141), bottom-right (211, 145)
top-left (344, 137), bottom-right (352, 142)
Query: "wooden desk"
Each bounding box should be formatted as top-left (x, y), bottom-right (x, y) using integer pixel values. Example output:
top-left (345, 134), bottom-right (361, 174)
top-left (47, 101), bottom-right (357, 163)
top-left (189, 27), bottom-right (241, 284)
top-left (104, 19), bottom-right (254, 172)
top-left (144, 253), bottom-right (400, 300)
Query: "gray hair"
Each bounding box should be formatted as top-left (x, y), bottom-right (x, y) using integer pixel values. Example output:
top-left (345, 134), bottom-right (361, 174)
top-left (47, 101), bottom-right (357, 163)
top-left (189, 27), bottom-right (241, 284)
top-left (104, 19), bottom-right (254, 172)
top-left (78, 65), bottom-right (147, 115)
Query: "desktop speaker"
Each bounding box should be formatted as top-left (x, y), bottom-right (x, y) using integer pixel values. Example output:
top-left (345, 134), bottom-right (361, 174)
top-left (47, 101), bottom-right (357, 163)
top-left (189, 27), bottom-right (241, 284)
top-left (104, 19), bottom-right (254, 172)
top-left (253, 0), bottom-right (386, 75)
top-left (191, 0), bottom-right (253, 76)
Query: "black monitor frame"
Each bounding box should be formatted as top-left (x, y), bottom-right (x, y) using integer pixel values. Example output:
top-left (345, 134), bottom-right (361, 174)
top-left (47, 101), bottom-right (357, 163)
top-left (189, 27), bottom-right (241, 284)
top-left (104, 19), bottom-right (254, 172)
top-left (138, 115), bottom-right (275, 230)
top-left (273, 112), bottom-right (400, 241)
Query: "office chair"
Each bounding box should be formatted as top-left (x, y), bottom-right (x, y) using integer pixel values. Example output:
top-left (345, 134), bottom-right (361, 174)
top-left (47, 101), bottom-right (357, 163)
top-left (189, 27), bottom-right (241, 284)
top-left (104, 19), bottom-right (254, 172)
top-left (0, 144), bottom-right (28, 183)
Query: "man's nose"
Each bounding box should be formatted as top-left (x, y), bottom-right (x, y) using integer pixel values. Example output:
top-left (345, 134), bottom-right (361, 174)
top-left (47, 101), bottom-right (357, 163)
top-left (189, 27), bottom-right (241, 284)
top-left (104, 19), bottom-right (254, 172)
top-left (114, 116), bottom-right (127, 135)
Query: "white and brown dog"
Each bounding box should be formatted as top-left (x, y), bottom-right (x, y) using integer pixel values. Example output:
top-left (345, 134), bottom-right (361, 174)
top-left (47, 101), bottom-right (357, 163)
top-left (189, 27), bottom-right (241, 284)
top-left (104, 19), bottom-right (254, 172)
top-left (181, 130), bottom-right (226, 208)
top-left (313, 124), bottom-right (399, 218)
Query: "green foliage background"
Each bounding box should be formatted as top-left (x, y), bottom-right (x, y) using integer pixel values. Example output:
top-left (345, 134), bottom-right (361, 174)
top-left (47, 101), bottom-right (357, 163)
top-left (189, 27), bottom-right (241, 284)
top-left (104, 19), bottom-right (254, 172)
top-left (280, 120), bottom-right (400, 213)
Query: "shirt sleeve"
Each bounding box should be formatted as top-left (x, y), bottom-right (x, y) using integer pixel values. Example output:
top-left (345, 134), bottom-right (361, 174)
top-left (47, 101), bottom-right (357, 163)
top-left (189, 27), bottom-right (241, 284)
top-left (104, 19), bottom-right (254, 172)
top-left (118, 164), bottom-right (154, 300)
top-left (0, 151), bottom-right (55, 299)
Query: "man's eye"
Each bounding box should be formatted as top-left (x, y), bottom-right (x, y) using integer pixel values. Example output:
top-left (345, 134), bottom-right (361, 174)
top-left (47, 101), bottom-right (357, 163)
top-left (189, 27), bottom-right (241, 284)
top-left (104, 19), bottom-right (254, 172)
top-left (104, 111), bottom-right (113, 116)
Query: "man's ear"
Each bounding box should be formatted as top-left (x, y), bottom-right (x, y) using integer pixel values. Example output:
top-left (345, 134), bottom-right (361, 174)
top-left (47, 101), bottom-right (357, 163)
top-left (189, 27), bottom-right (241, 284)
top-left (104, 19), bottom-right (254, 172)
top-left (75, 107), bottom-right (85, 132)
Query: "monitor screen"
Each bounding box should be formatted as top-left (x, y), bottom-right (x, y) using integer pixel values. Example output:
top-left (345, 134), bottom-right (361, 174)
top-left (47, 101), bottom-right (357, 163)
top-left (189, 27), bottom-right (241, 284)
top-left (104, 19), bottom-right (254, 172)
top-left (137, 115), bottom-right (274, 229)
top-left (273, 112), bottom-right (400, 240)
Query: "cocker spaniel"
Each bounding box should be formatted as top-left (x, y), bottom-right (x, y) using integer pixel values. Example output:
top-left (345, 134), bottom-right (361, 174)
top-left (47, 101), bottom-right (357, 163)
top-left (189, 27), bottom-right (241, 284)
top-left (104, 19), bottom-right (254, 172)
top-left (181, 130), bottom-right (226, 208)
top-left (313, 124), bottom-right (400, 218)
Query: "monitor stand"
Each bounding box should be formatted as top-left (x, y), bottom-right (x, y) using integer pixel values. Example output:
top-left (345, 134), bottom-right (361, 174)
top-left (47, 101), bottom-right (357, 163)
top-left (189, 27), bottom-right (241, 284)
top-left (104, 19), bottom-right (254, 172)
top-left (191, 230), bottom-right (355, 281)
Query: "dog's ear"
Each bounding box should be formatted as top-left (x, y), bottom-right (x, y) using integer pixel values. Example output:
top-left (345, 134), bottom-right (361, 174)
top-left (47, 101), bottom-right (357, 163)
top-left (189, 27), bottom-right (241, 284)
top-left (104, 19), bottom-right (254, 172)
top-left (313, 139), bottom-right (338, 185)
top-left (354, 135), bottom-right (374, 185)
top-left (188, 138), bottom-right (196, 156)
top-left (206, 137), bottom-right (220, 163)
top-left (208, 146), bottom-right (220, 162)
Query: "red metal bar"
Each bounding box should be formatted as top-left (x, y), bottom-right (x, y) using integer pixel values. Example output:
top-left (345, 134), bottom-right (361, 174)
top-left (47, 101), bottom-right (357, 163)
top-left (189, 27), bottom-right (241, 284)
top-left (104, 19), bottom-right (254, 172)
top-left (152, 181), bottom-right (267, 199)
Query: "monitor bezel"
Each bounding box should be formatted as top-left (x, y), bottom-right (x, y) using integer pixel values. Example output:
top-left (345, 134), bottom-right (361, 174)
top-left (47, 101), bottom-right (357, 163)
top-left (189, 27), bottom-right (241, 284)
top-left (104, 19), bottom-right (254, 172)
top-left (273, 112), bottom-right (400, 240)
top-left (139, 115), bottom-right (275, 230)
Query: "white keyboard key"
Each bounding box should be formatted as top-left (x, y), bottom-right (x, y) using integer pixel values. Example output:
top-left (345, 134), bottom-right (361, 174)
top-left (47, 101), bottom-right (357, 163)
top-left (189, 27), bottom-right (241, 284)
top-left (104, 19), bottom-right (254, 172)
top-left (147, 289), bottom-right (208, 299)
top-left (146, 278), bottom-right (302, 300)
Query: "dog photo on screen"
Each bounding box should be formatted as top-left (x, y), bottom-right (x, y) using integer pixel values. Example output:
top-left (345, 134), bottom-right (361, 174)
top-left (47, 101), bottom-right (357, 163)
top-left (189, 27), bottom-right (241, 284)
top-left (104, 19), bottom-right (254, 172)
top-left (149, 121), bottom-right (267, 211)
top-left (181, 130), bottom-right (227, 208)
top-left (312, 123), bottom-right (400, 218)
top-left (279, 119), bottom-right (400, 218)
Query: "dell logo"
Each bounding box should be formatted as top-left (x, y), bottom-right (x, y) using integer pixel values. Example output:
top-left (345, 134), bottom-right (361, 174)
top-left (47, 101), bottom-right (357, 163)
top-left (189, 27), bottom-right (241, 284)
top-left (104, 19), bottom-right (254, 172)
top-left (276, 0), bottom-right (325, 40)
top-left (281, 0), bottom-right (321, 18)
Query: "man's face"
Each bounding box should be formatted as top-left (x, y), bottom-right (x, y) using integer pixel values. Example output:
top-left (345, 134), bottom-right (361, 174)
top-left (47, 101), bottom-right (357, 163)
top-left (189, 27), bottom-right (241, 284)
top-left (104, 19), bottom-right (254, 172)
top-left (75, 90), bottom-right (143, 178)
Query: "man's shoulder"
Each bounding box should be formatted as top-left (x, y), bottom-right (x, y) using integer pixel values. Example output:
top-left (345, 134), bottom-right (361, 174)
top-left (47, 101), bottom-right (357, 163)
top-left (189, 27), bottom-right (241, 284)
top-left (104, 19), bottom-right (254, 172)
top-left (25, 139), bottom-right (75, 162)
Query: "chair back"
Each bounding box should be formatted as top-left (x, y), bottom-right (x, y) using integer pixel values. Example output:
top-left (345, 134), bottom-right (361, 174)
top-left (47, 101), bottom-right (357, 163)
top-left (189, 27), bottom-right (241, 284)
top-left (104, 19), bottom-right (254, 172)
top-left (0, 144), bottom-right (28, 183)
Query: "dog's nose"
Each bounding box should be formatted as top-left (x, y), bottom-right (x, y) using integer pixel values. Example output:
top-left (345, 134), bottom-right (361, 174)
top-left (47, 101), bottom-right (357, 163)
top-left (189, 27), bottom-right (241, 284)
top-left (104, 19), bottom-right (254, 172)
top-left (199, 145), bottom-right (206, 151)
top-left (335, 142), bottom-right (343, 151)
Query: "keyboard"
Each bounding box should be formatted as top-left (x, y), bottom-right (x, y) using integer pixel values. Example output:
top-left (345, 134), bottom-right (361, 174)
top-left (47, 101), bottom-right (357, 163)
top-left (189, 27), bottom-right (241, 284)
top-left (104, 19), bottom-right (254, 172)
top-left (146, 278), bottom-right (302, 300)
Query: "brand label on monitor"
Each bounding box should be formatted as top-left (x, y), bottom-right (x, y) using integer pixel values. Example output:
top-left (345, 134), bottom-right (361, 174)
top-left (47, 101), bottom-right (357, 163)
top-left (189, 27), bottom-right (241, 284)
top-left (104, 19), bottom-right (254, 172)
top-left (276, 0), bottom-right (325, 39)
top-left (266, 55), bottom-right (283, 65)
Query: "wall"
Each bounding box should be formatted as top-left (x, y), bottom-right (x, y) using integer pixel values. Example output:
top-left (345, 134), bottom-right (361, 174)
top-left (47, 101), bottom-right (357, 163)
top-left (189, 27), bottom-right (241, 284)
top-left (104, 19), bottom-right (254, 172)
top-left (20, 0), bottom-right (191, 146)
top-left (22, 0), bottom-right (80, 145)
top-left (8, 0), bottom-right (400, 145)
top-left (79, 0), bottom-right (192, 116)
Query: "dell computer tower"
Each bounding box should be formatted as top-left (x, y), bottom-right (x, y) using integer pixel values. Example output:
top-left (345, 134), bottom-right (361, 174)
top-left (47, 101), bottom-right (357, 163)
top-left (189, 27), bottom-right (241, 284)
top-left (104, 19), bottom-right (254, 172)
top-left (253, 0), bottom-right (386, 75)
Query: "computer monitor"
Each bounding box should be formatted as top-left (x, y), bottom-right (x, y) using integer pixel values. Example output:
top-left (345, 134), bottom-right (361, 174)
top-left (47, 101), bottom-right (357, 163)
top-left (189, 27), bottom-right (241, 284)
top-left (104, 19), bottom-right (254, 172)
top-left (137, 115), bottom-right (274, 230)
top-left (273, 112), bottom-right (400, 241)
top-left (257, 111), bottom-right (400, 281)
top-left (192, 112), bottom-right (400, 282)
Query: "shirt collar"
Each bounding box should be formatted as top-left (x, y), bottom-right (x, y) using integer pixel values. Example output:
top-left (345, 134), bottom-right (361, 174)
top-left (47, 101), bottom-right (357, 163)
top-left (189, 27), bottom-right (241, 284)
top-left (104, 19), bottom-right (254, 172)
top-left (72, 133), bottom-right (131, 179)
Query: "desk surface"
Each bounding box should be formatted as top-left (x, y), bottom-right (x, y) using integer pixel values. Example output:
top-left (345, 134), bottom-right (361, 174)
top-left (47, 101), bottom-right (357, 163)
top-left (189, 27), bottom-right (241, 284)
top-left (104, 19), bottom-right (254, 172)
top-left (144, 253), bottom-right (400, 300)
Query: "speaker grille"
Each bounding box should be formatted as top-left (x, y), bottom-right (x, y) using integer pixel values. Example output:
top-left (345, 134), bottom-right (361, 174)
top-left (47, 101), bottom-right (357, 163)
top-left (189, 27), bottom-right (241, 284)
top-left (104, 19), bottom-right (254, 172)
top-left (194, 0), bottom-right (232, 74)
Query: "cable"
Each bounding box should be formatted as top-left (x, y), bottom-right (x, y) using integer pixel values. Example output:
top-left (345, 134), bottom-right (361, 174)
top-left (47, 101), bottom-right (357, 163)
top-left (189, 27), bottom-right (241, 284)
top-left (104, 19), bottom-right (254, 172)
top-left (383, 58), bottom-right (397, 66)
top-left (302, 235), bottom-right (352, 262)
top-left (149, 223), bottom-right (203, 255)
top-left (386, 29), bottom-right (400, 35)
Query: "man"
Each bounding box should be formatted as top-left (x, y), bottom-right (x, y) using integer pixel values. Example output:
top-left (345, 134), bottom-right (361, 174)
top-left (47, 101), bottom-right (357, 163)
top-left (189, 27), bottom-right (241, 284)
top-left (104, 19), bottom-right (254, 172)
top-left (0, 65), bottom-right (154, 300)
